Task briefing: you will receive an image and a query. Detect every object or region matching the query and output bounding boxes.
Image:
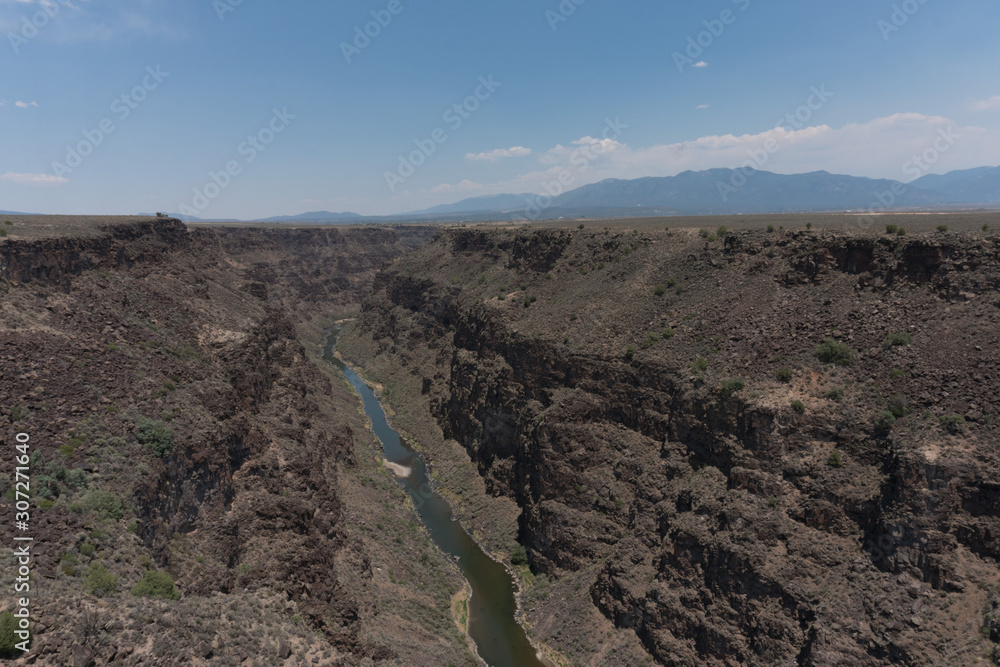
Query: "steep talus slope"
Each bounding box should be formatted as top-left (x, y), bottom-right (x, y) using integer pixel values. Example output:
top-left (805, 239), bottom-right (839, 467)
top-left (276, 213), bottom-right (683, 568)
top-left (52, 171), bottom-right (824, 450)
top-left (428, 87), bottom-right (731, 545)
top-left (0, 219), bottom-right (473, 666)
top-left (344, 224), bottom-right (1000, 666)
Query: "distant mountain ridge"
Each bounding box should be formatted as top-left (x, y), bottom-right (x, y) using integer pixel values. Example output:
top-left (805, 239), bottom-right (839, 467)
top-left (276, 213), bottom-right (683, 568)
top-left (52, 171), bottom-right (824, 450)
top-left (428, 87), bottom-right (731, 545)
top-left (254, 211), bottom-right (363, 223)
top-left (412, 194), bottom-right (535, 216)
top-left (411, 166), bottom-right (1000, 219)
top-left (11, 166), bottom-right (1000, 224)
top-left (911, 166), bottom-right (1000, 203)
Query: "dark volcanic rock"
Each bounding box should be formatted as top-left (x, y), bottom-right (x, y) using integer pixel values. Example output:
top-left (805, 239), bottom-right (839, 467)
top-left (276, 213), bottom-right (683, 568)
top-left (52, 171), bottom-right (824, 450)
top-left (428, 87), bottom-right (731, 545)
top-left (346, 224), bottom-right (1000, 666)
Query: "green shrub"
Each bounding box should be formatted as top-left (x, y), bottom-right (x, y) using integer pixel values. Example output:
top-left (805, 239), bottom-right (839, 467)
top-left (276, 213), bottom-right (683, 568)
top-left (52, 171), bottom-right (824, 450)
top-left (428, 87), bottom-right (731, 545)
top-left (890, 369), bottom-right (905, 379)
top-left (577, 224), bottom-right (584, 230)
top-left (661, 328), bottom-right (675, 339)
top-left (654, 284), bottom-right (666, 296)
top-left (717, 226), bottom-right (728, 237)
top-left (720, 379), bottom-right (745, 397)
top-left (939, 414), bottom-right (965, 434)
top-left (38, 499), bottom-right (54, 510)
top-left (767, 224), bottom-right (775, 232)
top-left (897, 227), bottom-right (906, 236)
top-left (828, 451), bottom-right (844, 468)
top-left (692, 357), bottom-right (709, 372)
top-left (813, 338), bottom-right (854, 366)
top-left (886, 224), bottom-right (898, 234)
top-left (937, 225), bottom-right (948, 232)
top-left (884, 331), bottom-right (912, 347)
top-left (0, 610), bottom-right (29, 656)
top-left (984, 224), bottom-right (992, 232)
top-left (0, 229), bottom-right (7, 238)
top-left (82, 489), bottom-right (124, 521)
top-left (791, 400), bottom-right (806, 414)
top-left (624, 345), bottom-right (636, 361)
top-left (640, 333), bottom-right (660, 350)
top-left (699, 229), bottom-right (710, 238)
top-left (510, 545), bottom-right (528, 566)
top-left (84, 562), bottom-right (119, 596)
top-left (775, 367), bottom-right (793, 383)
top-left (666, 278), bottom-right (677, 288)
top-left (882, 331), bottom-right (913, 347)
top-left (79, 542), bottom-right (96, 558)
top-left (137, 418), bottom-right (173, 457)
top-left (131, 570), bottom-right (179, 600)
top-left (825, 387), bottom-right (844, 401)
top-left (873, 410), bottom-right (897, 431)
top-left (61, 468), bottom-right (88, 490)
top-left (9, 406), bottom-right (24, 422)
top-left (888, 395), bottom-right (908, 418)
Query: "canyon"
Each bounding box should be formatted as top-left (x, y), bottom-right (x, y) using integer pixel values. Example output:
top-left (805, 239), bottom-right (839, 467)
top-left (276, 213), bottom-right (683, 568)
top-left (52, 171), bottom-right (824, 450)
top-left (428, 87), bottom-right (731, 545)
top-left (341, 216), bottom-right (1000, 665)
top-left (1, 213), bottom-right (999, 665)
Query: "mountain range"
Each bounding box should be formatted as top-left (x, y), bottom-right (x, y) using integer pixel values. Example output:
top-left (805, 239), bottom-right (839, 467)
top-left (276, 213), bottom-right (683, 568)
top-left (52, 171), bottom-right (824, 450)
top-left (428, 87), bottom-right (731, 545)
top-left (401, 165), bottom-right (1000, 219)
top-left (7, 166), bottom-right (999, 223)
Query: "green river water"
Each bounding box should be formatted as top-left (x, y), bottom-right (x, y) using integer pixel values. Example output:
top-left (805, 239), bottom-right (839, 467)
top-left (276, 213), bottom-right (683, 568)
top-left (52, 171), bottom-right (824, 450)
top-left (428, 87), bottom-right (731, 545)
top-left (323, 326), bottom-right (548, 667)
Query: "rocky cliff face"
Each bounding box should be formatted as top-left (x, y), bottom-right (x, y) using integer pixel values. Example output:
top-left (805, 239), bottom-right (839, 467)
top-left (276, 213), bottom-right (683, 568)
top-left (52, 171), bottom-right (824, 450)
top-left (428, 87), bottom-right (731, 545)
top-left (345, 224), bottom-right (1000, 665)
top-left (0, 219), bottom-right (189, 285)
top-left (0, 219), bottom-right (472, 665)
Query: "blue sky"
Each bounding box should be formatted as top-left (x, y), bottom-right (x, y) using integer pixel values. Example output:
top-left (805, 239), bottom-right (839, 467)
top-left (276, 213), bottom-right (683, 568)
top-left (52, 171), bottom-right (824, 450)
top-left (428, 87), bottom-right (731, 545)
top-left (1, 0), bottom-right (998, 218)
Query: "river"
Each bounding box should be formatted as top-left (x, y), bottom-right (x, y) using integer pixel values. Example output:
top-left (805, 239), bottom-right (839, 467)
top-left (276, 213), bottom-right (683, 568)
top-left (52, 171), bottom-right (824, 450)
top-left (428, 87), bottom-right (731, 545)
top-left (323, 325), bottom-right (549, 667)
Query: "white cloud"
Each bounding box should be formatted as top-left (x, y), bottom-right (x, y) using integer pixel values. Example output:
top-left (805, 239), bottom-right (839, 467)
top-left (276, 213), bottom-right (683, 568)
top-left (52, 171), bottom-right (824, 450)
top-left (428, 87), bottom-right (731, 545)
top-left (973, 95), bottom-right (1000, 111)
top-left (693, 61), bottom-right (708, 68)
top-left (537, 136), bottom-right (624, 165)
top-left (466, 146), bottom-right (533, 162)
top-left (14, 100), bottom-right (38, 108)
top-left (1, 172), bottom-right (68, 186)
top-left (697, 104), bottom-right (710, 110)
top-left (430, 180), bottom-right (483, 194)
top-left (453, 112), bottom-right (1000, 198)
